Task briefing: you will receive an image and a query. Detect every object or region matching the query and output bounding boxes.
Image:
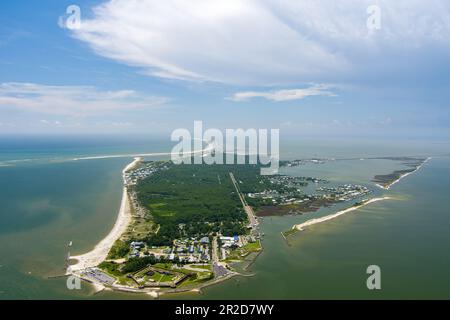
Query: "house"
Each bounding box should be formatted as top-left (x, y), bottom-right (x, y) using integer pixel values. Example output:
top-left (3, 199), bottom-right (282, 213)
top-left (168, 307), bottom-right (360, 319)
top-left (200, 237), bottom-right (210, 244)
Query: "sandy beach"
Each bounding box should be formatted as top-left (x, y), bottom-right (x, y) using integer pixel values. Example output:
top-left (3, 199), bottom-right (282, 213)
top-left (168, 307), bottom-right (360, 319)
top-left (293, 197), bottom-right (392, 232)
top-left (67, 143), bottom-right (214, 274)
top-left (376, 157), bottom-right (431, 190)
top-left (72, 141), bottom-right (214, 161)
top-left (67, 157), bottom-right (141, 272)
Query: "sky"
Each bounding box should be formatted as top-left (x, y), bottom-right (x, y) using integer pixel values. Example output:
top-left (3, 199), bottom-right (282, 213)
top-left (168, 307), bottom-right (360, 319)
top-left (0, 0), bottom-right (450, 139)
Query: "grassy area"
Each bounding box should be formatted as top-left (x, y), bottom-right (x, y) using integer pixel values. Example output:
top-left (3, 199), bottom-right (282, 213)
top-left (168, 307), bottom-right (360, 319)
top-left (281, 228), bottom-right (298, 238)
top-left (97, 261), bottom-right (139, 286)
top-left (134, 162), bottom-right (272, 244)
top-left (189, 264), bottom-right (212, 271)
top-left (122, 217), bottom-right (155, 241)
top-left (106, 240), bottom-right (130, 259)
top-left (135, 162), bottom-right (248, 222)
top-left (178, 271), bottom-right (213, 287)
top-left (242, 241), bottom-right (262, 252)
top-left (98, 261), bottom-right (121, 276)
top-left (226, 240), bottom-right (262, 261)
top-left (139, 271), bottom-right (176, 283)
top-left (99, 161), bottom-right (273, 289)
top-left (153, 262), bottom-right (172, 269)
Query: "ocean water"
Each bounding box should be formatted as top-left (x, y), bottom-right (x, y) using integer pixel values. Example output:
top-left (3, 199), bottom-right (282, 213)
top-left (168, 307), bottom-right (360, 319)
top-left (0, 136), bottom-right (449, 299)
top-left (0, 135), bottom-right (171, 299)
top-left (193, 157), bottom-right (450, 299)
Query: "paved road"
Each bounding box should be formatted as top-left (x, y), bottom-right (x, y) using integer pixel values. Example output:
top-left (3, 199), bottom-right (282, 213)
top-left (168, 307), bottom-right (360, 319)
top-left (211, 236), bottom-right (219, 263)
top-left (210, 236), bottom-right (230, 277)
top-left (229, 172), bottom-right (258, 226)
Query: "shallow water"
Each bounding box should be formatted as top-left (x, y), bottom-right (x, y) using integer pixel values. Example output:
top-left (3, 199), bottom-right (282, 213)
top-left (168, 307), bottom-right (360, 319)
top-left (0, 136), bottom-right (449, 299)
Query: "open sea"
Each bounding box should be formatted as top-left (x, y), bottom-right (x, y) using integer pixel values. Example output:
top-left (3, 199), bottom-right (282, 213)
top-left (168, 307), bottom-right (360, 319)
top-left (0, 135), bottom-right (449, 299)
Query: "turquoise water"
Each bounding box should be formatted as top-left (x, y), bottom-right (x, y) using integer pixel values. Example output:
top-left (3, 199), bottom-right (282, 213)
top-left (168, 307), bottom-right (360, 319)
top-left (0, 136), bottom-right (449, 299)
top-left (0, 136), bottom-right (171, 299)
top-left (193, 157), bottom-right (450, 299)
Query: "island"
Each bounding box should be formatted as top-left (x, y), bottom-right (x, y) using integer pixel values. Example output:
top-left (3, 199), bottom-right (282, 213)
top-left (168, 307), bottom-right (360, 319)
top-left (67, 157), bottom-right (378, 296)
top-left (281, 156), bottom-right (431, 239)
top-left (67, 154), bottom-right (430, 296)
top-left (68, 160), bottom-right (265, 296)
top-left (371, 157), bottom-right (430, 189)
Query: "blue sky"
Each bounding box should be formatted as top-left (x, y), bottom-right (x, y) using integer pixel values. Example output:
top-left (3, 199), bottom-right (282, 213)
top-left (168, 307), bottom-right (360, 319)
top-left (1, 0), bottom-right (449, 139)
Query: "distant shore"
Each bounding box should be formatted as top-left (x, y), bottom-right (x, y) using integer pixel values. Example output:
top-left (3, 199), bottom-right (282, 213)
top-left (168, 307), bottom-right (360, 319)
top-left (292, 196), bottom-right (392, 232)
top-left (375, 157), bottom-right (431, 190)
top-left (67, 157), bottom-right (141, 273)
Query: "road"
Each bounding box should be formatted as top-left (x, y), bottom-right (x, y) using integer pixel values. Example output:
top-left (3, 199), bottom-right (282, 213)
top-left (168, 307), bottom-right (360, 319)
top-left (211, 236), bottom-right (219, 263)
top-left (229, 172), bottom-right (258, 227)
top-left (211, 236), bottom-right (229, 277)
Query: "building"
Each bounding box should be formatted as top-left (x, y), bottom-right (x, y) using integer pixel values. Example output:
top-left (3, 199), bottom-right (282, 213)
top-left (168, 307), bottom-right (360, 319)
top-left (200, 237), bottom-right (210, 244)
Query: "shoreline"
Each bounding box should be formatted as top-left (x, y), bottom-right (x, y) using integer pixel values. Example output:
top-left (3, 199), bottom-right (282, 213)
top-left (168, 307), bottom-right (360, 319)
top-left (293, 196), bottom-right (392, 232)
top-left (92, 271), bottom-right (242, 298)
top-left (68, 143), bottom-right (215, 271)
top-left (376, 157), bottom-right (431, 190)
top-left (72, 141), bottom-right (214, 161)
top-left (67, 157), bottom-right (141, 273)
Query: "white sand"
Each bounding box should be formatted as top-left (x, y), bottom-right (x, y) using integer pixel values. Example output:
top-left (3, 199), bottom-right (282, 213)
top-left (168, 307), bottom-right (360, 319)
top-left (67, 142), bottom-right (215, 275)
top-left (376, 157), bottom-right (431, 190)
top-left (73, 141), bottom-right (214, 161)
top-left (294, 197), bottom-right (392, 231)
top-left (67, 157), bottom-right (141, 272)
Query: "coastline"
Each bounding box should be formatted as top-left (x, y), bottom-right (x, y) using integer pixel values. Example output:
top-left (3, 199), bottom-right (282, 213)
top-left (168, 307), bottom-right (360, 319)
top-left (67, 157), bottom-right (141, 273)
top-left (72, 141), bottom-right (214, 161)
top-left (293, 196), bottom-right (392, 232)
top-left (65, 151), bottom-right (402, 295)
top-left (66, 143), bottom-right (217, 294)
top-left (376, 157), bottom-right (431, 190)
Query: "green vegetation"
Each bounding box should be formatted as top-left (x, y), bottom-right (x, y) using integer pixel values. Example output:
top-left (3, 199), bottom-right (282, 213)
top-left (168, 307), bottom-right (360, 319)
top-left (134, 162), bottom-right (268, 244)
top-left (371, 157), bottom-right (427, 187)
top-left (101, 161), bottom-right (272, 288)
top-left (226, 240), bottom-right (262, 261)
top-left (190, 264), bottom-right (212, 271)
top-left (121, 256), bottom-right (158, 273)
top-left (98, 261), bottom-right (122, 276)
top-left (133, 266), bottom-right (178, 283)
top-left (107, 240), bottom-right (130, 259)
top-left (242, 241), bottom-right (262, 252)
top-left (281, 228), bottom-right (298, 238)
top-left (122, 217), bottom-right (155, 242)
top-left (178, 271), bottom-right (213, 287)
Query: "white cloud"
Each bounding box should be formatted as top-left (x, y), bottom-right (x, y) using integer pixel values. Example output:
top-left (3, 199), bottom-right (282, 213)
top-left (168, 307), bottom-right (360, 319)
top-left (380, 117), bottom-right (393, 125)
top-left (40, 119), bottom-right (62, 126)
top-left (228, 84), bottom-right (335, 102)
top-left (0, 83), bottom-right (167, 116)
top-left (72, 0), bottom-right (450, 85)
